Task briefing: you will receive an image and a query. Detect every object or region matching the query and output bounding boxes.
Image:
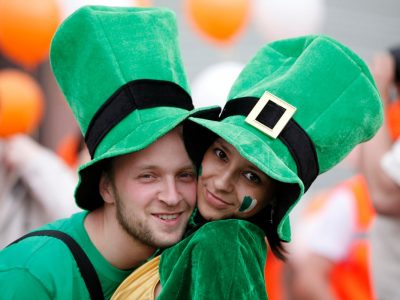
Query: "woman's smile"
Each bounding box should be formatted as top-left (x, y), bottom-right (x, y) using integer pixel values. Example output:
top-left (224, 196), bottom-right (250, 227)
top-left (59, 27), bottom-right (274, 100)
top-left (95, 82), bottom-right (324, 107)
top-left (204, 189), bottom-right (233, 210)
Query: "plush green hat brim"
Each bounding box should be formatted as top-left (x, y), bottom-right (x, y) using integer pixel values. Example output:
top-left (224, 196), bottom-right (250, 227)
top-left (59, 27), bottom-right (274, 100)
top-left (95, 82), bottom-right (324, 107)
top-left (185, 115), bottom-right (304, 241)
top-left (76, 106), bottom-right (215, 210)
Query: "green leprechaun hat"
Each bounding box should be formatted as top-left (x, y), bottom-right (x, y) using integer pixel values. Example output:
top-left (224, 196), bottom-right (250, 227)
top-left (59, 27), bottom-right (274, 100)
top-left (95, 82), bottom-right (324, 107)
top-left (184, 35), bottom-right (383, 241)
top-left (50, 6), bottom-right (218, 210)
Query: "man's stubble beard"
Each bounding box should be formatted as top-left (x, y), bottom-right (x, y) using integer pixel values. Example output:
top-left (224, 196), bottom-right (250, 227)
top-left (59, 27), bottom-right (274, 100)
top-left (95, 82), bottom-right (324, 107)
top-left (114, 193), bottom-right (159, 248)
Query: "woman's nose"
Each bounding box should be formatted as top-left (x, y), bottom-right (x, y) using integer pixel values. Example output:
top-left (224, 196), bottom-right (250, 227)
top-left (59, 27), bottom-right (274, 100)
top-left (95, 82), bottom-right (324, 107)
top-left (213, 169), bottom-right (234, 193)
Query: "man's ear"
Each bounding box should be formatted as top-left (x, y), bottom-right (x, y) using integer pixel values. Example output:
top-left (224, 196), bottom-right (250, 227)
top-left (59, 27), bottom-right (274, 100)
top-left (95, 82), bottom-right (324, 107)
top-left (99, 172), bottom-right (115, 204)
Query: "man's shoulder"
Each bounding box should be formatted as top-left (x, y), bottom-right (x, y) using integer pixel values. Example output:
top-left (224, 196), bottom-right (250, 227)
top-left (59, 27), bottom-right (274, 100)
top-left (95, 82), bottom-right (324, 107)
top-left (0, 212), bottom-right (87, 273)
top-left (0, 212), bottom-right (89, 298)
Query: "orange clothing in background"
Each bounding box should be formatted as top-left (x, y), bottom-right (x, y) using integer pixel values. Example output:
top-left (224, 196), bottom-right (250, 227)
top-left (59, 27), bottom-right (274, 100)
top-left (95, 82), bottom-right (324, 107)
top-left (265, 252), bottom-right (285, 300)
top-left (330, 175), bottom-right (376, 300)
top-left (265, 175), bottom-right (376, 300)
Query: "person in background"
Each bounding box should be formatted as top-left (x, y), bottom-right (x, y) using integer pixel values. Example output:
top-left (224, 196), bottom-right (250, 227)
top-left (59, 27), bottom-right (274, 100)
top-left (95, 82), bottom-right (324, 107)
top-left (112, 34), bottom-right (384, 300)
top-left (287, 172), bottom-right (376, 300)
top-left (0, 134), bottom-right (81, 249)
top-left (0, 6), bottom-right (214, 299)
top-left (361, 46), bottom-right (400, 300)
top-left (285, 58), bottom-right (400, 300)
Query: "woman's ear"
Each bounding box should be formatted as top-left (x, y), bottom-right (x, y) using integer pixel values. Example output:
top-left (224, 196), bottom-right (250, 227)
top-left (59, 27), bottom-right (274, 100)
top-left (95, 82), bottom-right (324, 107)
top-left (99, 172), bottom-right (115, 204)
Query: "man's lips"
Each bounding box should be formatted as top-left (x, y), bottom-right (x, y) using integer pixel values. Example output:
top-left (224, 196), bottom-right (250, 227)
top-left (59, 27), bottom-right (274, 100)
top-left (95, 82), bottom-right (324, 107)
top-left (152, 212), bottom-right (183, 225)
top-left (205, 189), bottom-right (232, 209)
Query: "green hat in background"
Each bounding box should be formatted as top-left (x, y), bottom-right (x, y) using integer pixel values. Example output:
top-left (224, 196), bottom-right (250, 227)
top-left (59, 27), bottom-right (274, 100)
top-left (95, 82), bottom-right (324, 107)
top-left (50, 5), bottom-right (215, 210)
top-left (184, 35), bottom-right (383, 241)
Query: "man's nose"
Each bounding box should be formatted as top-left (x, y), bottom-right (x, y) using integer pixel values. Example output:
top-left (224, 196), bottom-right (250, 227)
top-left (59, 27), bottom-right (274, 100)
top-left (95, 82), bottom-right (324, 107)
top-left (158, 177), bottom-right (182, 206)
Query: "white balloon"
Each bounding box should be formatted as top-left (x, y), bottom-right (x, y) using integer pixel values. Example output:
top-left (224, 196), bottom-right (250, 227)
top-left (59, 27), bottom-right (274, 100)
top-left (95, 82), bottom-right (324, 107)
top-left (191, 62), bottom-right (244, 108)
top-left (252, 0), bottom-right (326, 41)
top-left (57, 0), bottom-right (144, 20)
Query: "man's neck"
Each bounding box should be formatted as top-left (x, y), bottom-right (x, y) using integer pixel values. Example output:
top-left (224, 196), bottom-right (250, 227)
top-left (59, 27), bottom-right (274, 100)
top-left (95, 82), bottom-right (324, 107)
top-left (84, 207), bottom-right (156, 270)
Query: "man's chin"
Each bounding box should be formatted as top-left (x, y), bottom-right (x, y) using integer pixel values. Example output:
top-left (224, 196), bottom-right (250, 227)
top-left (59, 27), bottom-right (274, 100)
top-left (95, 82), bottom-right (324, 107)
top-left (152, 232), bottom-right (185, 248)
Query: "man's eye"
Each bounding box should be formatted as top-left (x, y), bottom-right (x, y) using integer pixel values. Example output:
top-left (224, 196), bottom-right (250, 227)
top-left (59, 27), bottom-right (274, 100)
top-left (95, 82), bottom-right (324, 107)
top-left (179, 172), bottom-right (196, 182)
top-left (138, 173), bottom-right (156, 181)
top-left (214, 148), bottom-right (227, 161)
top-left (243, 172), bottom-right (261, 184)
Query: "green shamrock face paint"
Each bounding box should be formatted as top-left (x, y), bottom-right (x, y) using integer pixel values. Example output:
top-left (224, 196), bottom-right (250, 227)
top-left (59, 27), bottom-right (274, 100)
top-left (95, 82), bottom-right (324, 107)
top-left (239, 196), bottom-right (257, 213)
top-left (197, 165), bottom-right (202, 176)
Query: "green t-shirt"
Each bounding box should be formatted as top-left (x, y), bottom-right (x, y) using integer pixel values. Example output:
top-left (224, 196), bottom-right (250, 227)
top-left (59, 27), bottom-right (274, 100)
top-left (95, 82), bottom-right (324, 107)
top-left (0, 211), bottom-right (133, 299)
top-left (158, 219), bottom-right (268, 299)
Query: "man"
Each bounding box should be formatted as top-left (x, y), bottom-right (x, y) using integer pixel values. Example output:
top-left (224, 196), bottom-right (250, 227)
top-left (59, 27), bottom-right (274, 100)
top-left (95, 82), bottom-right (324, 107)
top-left (0, 6), bottom-right (214, 299)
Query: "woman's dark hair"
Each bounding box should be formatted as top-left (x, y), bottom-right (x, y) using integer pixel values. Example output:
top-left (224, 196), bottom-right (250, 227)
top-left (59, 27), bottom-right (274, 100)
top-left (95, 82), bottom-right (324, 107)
top-left (247, 205), bottom-right (287, 261)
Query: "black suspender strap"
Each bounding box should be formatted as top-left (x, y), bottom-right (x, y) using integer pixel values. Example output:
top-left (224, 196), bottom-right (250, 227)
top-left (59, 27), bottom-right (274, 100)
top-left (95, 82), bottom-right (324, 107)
top-left (9, 230), bottom-right (104, 300)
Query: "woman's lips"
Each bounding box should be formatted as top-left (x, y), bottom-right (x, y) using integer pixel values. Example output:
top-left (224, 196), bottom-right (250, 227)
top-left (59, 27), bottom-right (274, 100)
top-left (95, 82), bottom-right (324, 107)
top-left (205, 189), bottom-right (232, 209)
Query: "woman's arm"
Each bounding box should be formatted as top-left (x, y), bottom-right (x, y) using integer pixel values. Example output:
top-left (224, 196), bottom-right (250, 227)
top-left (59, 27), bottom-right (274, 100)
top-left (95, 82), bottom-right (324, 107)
top-left (158, 219), bottom-right (268, 300)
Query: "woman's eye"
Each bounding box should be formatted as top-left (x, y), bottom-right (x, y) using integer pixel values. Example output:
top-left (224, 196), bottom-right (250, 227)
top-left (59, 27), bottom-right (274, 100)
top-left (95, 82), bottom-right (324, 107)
top-left (214, 148), bottom-right (227, 161)
top-left (243, 172), bottom-right (261, 184)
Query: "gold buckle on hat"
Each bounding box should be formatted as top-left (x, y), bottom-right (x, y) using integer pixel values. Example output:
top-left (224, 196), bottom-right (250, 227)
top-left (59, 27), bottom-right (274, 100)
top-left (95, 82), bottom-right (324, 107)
top-left (245, 91), bottom-right (296, 139)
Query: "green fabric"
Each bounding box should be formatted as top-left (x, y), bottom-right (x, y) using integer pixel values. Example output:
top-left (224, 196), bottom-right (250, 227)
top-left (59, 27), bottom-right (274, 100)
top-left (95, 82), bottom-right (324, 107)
top-left (158, 219), bottom-right (268, 299)
top-left (49, 6), bottom-right (215, 210)
top-left (50, 6), bottom-right (190, 137)
top-left (184, 35), bottom-right (384, 241)
top-left (0, 212), bottom-right (132, 299)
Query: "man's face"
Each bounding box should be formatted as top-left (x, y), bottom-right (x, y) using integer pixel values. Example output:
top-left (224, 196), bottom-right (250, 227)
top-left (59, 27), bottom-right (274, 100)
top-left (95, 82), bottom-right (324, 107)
top-left (102, 127), bottom-right (197, 248)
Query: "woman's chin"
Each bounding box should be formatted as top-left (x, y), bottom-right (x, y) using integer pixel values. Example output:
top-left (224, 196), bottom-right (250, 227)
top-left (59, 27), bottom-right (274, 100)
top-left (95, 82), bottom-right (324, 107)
top-left (198, 207), bottom-right (226, 221)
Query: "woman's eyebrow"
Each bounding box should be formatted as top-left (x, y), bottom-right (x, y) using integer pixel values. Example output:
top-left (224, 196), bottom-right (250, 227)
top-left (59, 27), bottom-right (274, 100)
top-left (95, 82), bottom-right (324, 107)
top-left (248, 165), bottom-right (261, 173)
top-left (216, 140), bottom-right (233, 155)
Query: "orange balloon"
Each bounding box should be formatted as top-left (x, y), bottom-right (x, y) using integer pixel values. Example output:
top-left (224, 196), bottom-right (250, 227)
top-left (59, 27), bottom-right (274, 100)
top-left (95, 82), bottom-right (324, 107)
top-left (134, 0), bottom-right (152, 7)
top-left (185, 0), bottom-right (250, 45)
top-left (0, 69), bottom-right (45, 137)
top-left (0, 0), bottom-right (60, 70)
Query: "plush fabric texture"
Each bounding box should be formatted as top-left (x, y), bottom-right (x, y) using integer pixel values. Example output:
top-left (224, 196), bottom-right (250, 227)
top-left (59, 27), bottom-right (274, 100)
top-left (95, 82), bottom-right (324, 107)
top-left (158, 219), bottom-right (268, 299)
top-left (0, 212), bottom-right (133, 299)
top-left (50, 6), bottom-right (214, 210)
top-left (184, 35), bottom-right (383, 241)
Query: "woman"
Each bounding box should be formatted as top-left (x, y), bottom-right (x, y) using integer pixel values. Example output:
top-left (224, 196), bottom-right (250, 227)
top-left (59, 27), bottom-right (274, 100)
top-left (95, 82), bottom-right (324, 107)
top-left (112, 34), bottom-right (383, 299)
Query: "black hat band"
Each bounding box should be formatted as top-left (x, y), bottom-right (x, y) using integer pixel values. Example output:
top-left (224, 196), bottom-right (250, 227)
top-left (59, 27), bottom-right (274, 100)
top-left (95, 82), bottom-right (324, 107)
top-left (85, 79), bottom-right (194, 157)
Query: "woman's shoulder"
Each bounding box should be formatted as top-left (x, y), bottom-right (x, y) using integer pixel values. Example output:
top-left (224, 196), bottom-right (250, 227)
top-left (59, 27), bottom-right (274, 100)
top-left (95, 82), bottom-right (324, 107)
top-left (181, 219), bottom-right (267, 256)
top-left (198, 219), bottom-right (265, 238)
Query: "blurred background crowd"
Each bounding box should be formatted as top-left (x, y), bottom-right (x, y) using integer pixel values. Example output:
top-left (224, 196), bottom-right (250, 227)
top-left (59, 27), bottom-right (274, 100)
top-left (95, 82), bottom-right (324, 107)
top-left (0, 0), bottom-right (400, 299)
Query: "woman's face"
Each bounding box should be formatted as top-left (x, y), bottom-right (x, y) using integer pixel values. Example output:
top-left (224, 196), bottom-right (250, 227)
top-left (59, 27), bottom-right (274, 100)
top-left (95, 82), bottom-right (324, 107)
top-left (197, 138), bottom-right (275, 221)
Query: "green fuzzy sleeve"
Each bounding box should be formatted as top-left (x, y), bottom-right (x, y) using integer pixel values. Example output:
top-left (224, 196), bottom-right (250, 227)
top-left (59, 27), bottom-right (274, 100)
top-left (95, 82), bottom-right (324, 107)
top-left (158, 219), bottom-right (268, 299)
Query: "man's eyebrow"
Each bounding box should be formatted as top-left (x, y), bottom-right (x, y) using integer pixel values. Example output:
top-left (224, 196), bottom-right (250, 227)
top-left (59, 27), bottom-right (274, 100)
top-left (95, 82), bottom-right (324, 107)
top-left (180, 164), bottom-right (196, 171)
top-left (135, 163), bottom-right (195, 171)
